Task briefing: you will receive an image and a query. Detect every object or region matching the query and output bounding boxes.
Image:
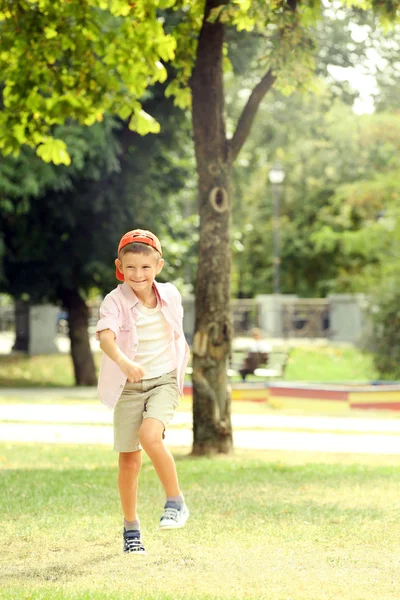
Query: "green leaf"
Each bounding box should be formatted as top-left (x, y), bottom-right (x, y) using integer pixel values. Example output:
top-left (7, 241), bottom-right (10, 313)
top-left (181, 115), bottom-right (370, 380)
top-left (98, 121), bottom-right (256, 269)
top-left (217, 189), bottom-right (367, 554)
top-left (129, 110), bottom-right (160, 135)
top-left (156, 35), bottom-right (177, 62)
top-left (110, 0), bottom-right (131, 16)
top-left (44, 27), bottom-right (58, 39)
top-left (36, 138), bottom-right (71, 166)
top-left (155, 61), bottom-right (168, 84)
top-left (118, 105), bottom-right (132, 120)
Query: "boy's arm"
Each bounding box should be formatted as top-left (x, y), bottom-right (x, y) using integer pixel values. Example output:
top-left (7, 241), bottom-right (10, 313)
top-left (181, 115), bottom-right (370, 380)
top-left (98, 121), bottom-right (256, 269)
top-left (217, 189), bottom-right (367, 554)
top-left (99, 329), bottom-right (145, 383)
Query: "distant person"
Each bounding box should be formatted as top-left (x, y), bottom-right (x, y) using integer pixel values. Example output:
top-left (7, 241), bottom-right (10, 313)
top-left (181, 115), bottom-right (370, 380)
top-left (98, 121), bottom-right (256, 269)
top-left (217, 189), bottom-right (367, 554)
top-left (239, 328), bottom-right (272, 381)
top-left (95, 229), bottom-right (190, 554)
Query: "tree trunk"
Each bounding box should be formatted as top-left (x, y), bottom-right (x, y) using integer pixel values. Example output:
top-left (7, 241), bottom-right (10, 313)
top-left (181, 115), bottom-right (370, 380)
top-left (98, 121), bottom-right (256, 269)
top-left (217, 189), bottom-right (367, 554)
top-left (189, 1), bottom-right (278, 454)
top-left (190, 1), bottom-right (233, 455)
top-left (59, 288), bottom-right (97, 386)
top-left (12, 300), bottom-right (30, 352)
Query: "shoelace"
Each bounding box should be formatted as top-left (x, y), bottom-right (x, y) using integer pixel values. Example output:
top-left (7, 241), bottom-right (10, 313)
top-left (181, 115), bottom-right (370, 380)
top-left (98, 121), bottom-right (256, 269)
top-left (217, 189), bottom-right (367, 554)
top-left (125, 537), bottom-right (144, 552)
top-left (125, 535), bottom-right (145, 552)
top-left (162, 506), bottom-right (179, 521)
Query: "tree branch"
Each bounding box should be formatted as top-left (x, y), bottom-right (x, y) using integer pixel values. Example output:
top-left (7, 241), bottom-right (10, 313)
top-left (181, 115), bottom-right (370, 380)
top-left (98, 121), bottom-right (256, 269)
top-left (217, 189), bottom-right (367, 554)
top-left (205, 0), bottom-right (230, 20)
top-left (228, 68), bottom-right (276, 163)
top-left (227, 0), bottom-right (300, 163)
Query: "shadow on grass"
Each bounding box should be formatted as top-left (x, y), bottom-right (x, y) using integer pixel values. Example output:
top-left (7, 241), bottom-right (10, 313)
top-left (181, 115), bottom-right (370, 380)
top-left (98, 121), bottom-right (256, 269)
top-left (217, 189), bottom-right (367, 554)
top-left (3, 551), bottom-right (118, 583)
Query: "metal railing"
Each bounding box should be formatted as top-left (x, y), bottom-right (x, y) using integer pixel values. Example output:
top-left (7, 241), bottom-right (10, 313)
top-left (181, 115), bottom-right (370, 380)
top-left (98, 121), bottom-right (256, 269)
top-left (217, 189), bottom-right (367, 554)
top-left (282, 299), bottom-right (331, 339)
top-left (0, 297), bottom-right (333, 340)
top-left (231, 298), bottom-right (259, 336)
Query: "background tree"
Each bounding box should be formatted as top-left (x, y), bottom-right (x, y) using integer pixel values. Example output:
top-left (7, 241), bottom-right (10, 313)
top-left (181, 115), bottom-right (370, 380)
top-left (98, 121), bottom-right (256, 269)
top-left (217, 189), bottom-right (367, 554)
top-left (0, 88), bottom-right (194, 384)
top-left (230, 93), bottom-right (400, 297)
top-left (1, 119), bottom-right (123, 384)
top-left (227, 14), bottom-right (400, 297)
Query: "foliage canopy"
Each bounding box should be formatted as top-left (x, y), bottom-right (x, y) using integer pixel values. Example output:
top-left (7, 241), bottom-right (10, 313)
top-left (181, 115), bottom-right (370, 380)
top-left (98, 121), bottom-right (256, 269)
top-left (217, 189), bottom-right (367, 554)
top-left (0, 0), bottom-right (399, 164)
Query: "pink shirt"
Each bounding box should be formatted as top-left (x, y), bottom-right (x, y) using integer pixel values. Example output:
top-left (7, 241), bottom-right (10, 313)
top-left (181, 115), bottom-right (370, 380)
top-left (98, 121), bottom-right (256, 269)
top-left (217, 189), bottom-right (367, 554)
top-left (95, 281), bottom-right (190, 410)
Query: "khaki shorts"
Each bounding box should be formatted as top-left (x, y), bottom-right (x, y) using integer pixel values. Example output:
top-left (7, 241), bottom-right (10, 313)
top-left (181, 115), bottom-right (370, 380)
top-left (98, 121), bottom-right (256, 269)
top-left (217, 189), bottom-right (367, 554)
top-left (113, 370), bottom-right (179, 453)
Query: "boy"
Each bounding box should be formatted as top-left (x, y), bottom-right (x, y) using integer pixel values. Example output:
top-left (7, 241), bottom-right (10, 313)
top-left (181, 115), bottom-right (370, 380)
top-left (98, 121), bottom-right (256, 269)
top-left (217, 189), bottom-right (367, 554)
top-left (96, 229), bottom-right (190, 554)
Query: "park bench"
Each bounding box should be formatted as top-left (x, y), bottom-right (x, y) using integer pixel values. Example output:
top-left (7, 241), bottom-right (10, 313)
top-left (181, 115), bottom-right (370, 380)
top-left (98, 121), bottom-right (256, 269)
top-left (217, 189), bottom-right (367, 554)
top-left (228, 345), bottom-right (291, 380)
top-left (185, 345), bottom-right (291, 381)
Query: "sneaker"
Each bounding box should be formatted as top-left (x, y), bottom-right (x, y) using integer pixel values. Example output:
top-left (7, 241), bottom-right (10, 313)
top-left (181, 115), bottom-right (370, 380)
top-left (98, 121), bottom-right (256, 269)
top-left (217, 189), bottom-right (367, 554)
top-left (159, 501), bottom-right (189, 530)
top-left (123, 529), bottom-right (146, 554)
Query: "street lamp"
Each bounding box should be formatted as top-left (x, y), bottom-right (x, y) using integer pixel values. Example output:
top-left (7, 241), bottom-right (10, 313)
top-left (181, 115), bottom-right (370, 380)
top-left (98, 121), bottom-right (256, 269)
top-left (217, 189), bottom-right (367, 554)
top-left (268, 162), bottom-right (285, 295)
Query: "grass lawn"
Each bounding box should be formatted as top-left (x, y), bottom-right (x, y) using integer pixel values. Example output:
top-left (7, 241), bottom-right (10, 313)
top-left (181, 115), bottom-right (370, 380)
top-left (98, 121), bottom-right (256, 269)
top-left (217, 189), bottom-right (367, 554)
top-left (283, 344), bottom-right (379, 383)
top-left (0, 343), bottom-right (380, 388)
top-left (0, 353), bottom-right (98, 387)
top-left (1, 444), bottom-right (400, 600)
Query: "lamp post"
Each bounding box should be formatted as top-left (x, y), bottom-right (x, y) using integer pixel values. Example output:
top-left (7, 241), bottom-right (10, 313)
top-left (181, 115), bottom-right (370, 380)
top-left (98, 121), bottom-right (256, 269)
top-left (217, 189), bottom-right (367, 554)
top-left (268, 162), bottom-right (285, 295)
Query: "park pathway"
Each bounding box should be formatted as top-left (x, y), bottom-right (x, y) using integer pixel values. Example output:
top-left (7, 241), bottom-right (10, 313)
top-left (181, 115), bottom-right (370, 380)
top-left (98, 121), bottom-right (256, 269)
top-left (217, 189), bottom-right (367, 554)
top-left (2, 399), bottom-right (400, 454)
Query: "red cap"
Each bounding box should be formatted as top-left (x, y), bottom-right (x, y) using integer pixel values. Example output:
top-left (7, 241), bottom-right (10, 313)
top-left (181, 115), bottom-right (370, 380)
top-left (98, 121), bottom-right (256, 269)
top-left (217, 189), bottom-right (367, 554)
top-left (116, 229), bottom-right (162, 281)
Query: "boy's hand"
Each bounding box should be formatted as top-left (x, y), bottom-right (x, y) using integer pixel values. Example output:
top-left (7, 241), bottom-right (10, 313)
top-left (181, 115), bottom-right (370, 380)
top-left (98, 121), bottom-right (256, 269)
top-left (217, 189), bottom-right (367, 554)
top-left (98, 330), bottom-right (145, 382)
top-left (119, 357), bottom-right (145, 383)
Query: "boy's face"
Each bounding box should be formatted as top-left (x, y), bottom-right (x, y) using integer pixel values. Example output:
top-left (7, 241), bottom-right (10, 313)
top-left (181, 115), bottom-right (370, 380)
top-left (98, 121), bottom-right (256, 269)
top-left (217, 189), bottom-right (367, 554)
top-left (115, 251), bottom-right (164, 295)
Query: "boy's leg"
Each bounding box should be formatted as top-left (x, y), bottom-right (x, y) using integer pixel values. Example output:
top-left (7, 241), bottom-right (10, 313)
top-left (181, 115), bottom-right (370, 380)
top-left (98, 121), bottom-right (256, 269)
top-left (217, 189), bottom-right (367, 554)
top-left (119, 450), bottom-right (146, 553)
top-left (140, 371), bottom-right (189, 529)
top-left (139, 419), bottom-right (180, 497)
top-left (114, 385), bottom-right (147, 553)
top-left (118, 450), bottom-right (142, 522)
top-left (139, 418), bottom-right (189, 529)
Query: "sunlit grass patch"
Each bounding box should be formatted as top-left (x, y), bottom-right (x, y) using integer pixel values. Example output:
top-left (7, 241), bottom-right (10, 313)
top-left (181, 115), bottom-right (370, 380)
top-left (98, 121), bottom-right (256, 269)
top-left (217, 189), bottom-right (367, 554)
top-left (1, 444), bottom-right (400, 600)
top-left (283, 344), bottom-right (379, 383)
